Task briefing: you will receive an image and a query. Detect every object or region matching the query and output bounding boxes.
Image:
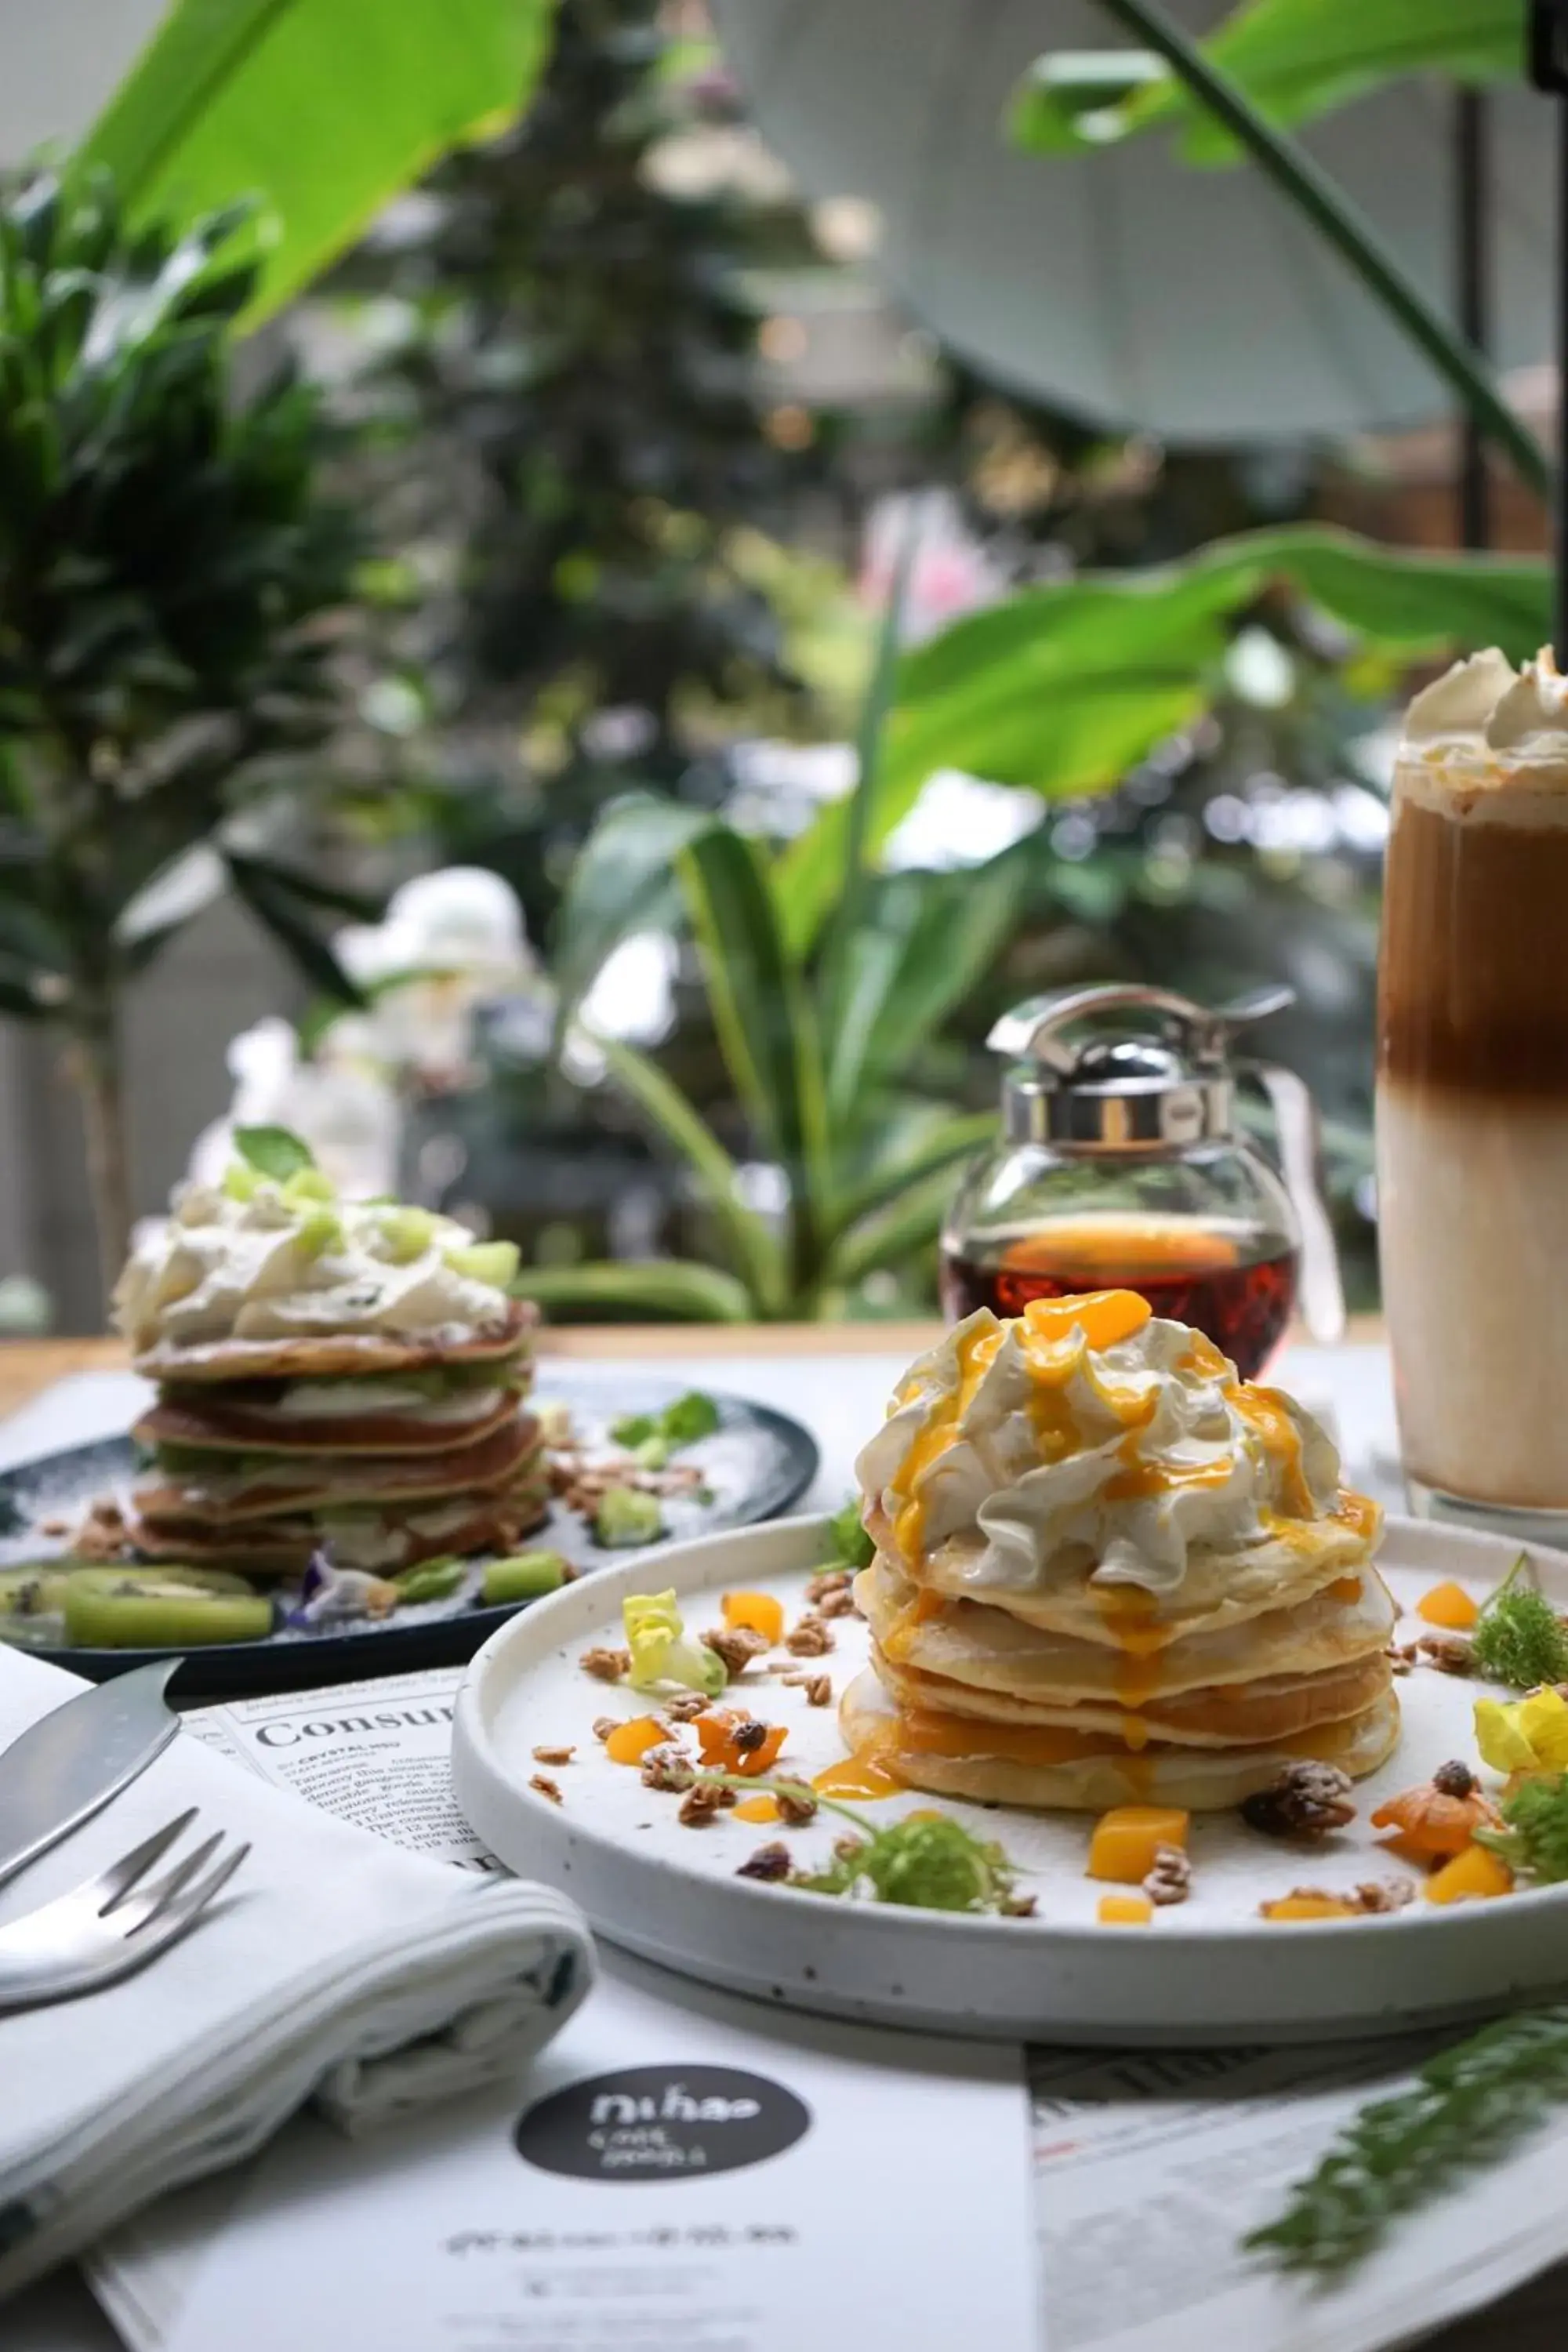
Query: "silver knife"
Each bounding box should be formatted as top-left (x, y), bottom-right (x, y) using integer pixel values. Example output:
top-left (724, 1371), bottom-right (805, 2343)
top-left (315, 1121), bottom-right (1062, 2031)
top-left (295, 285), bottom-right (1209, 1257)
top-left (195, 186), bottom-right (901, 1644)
top-left (0, 1658), bottom-right (181, 1893)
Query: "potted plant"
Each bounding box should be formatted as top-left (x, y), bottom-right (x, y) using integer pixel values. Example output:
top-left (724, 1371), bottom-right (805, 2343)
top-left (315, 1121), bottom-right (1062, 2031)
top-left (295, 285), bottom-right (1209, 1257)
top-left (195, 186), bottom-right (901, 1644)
top-left (0, 169), bottom-right (371, 1290)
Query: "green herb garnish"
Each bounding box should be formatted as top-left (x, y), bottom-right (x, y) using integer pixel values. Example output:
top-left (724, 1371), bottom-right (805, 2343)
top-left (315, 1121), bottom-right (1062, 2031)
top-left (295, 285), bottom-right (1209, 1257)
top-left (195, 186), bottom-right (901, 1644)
top-left (1476, 1772), bottom-right (1568, 1883)
top-left (234, 1125), bottom-right (316, 1181)
top-left (1469, 1553), bottom-right (1568, 1689)
top-left (826, 1498), bottom-right (873, 1570)
top-left (610, 1392), bottom-right (720, 1454)
top-left (596, 1486), bottom-right (665, 1548)
top-left (661, 1390), bottom-right (720, 1445)
top-left (1246, 2006), bottom-right (1568, 2274)
top-left (714, 1774), bottom-right (1022, 1915)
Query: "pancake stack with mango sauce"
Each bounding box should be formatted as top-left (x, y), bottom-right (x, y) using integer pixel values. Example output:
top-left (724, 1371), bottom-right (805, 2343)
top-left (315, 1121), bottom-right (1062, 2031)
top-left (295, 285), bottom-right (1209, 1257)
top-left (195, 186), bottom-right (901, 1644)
top-left (113, 1152), bottom-right (546, 1575)
top-left (845, 1291), bottom-right (1396, 1811)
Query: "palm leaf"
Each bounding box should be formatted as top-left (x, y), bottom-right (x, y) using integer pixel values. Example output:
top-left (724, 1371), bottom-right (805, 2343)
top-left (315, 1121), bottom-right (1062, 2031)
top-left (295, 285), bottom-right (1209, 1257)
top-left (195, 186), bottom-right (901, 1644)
top-left (675, 826), bottom-right (832, 1279)
top-left (1013, 0), bottom-right (1520, 162)
top-left (82, 0), bottom-right (557, 325)
top-left (516, 1258), bottom-right (753, 1325)
top-left (226, 853), bottom-right (366, 1007)
top-left (826, 1160), bottom-right (967, 1288)
top-left (825, 855), bottom-right (1030, 1132)
top-left (832, 1111), bottom-right (999, 1240)
top-left (550, 793), bottom-right (713, 1028)
top-left (586, 1033), bottom-right (785, 1314)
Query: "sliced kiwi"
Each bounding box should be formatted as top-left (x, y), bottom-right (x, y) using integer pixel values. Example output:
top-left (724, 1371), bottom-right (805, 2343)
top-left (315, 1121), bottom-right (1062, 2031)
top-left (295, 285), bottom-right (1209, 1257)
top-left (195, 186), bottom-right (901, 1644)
top-left (0, 1563), bottom-right (75, 1644)
top-left (64, 1566), bottom-right (274, 1649)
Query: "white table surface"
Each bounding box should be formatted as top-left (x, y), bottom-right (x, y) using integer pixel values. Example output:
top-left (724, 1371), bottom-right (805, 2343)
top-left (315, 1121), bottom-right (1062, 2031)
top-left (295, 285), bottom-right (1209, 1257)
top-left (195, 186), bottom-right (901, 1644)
top-left (5, 1343), bottom-right (1407, 2350)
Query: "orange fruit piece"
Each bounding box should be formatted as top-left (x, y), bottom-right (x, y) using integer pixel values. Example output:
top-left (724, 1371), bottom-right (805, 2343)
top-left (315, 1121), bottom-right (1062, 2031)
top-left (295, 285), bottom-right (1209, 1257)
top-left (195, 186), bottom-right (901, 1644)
top-left (1097, 1893), bottom-right (1152, 1926)
top-left (604, 1716), bottom-right (670, 1766)
top-left (1425, 1844), bottom-right (1514, 1904)
top-left (721, 1590), bottom-right (786, 1644)
top-left (1416, 1580), bottom-right (1480, 1631)
top-left (1087, 1805), bottom-right (1189, 1884)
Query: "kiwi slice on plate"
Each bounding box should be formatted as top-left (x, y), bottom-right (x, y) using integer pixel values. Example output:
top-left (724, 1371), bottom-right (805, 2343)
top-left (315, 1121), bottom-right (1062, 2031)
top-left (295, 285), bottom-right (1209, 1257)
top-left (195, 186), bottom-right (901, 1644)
top-left (63, 1565), bottom-right (274, 1649)
top-left (0, 1562), bottom-right (76, 1644)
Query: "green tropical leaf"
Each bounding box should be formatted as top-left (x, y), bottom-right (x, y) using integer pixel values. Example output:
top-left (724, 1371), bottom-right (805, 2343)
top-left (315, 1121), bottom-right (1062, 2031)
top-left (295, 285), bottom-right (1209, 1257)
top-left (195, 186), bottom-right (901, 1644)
top-left (826, 1160), bottom-right (968, 1288)
top-left (550, 793), bottom-right (714, 1026)
top-left (82, 0), bottom-right (557, 325)
top-left (226, 853), bottom-right (367, 1007)
top-left (515, 1258), bottom-right (753, 1324)
top-left (1012, 0), bottom-right (1522, 164)
top-left (676, 826), bottom-right (832, 1273)
top-left (224, 851), bottom-right (384, 925)
top-left (779, 524), bottom-right (1548, 955)
top-left (826, 858), bottom-right (1029, 1131)
top-left (234, 1123), bottom-right (314, 1179)
top-left (818, 517), bottom-right (917, 1063)
top-left (832, 1111), bottom-right (998, 1240)
top-left (585, 1033), bottom-right (784, 1313)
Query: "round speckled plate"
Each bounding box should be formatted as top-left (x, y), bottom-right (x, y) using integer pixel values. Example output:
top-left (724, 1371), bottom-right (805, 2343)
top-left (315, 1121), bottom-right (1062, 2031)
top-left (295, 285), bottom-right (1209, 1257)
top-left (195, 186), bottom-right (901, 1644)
top-left (452, 1512), bottom-right (1568, 2045)
top-left (0, 1378), bottom-right (817, 1697)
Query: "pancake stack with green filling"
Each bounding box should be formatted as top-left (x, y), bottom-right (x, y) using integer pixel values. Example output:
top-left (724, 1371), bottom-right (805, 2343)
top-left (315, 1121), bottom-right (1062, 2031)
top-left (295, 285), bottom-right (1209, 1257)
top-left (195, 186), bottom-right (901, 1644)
top-left (114, 1140), bottom-right (545, 1575)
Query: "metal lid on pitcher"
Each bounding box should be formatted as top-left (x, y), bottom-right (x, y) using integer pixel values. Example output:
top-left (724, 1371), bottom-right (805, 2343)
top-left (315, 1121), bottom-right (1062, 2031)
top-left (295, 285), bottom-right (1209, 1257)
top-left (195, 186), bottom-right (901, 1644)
top-left (987, 982), bottom-right (1294, 1150)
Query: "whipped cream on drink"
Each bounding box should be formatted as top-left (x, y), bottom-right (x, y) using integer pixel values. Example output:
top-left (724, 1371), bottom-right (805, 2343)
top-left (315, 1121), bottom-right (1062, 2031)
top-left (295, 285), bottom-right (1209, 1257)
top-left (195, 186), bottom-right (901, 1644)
top-left (1377, 647), bottom-right (1568, 1515)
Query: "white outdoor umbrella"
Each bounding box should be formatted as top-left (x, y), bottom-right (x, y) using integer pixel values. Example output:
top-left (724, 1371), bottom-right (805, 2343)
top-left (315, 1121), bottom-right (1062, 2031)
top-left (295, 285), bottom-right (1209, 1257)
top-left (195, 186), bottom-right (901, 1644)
top-left (0, 0), bottom-right (164, 164)
top-left (710, 0), bottom-right (1553, 443)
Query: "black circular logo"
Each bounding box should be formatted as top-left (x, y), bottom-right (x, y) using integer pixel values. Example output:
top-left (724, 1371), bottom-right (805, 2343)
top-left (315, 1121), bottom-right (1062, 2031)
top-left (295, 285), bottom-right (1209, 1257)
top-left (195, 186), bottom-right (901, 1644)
top-left (515, 2065), bottom-right (811, 2183)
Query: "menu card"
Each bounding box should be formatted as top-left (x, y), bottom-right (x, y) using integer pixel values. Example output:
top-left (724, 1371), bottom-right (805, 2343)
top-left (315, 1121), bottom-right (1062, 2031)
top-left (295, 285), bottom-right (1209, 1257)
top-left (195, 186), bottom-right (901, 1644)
top-left (155, 1951), bottom-right (1038, 2352)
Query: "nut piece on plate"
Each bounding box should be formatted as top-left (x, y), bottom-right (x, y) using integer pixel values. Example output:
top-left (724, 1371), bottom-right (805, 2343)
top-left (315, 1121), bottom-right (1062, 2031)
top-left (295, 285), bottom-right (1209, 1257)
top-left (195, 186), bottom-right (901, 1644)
top-left (1240, 1761), bottom-right (1356, 1839)
top-left (785, 1615), bottom-right (833, 1657)
top-left (1142, 1844), bottom-right (1192, 1907)
top-left (702, 1625), bottom-right (770, 1678)
top-left (735, 1841), bottom-right (792, 1882)
top-left (641, 1743), bottom-right (695, 1794)
top-left (678, 1782), bottom-right (727, 1828)
top-left (580, 1646), bottom-right (630, 1683)
top-left (532, 1744), bottom-right (574, 1766)
top-left (529, 1774), bottom-right (563, 1806)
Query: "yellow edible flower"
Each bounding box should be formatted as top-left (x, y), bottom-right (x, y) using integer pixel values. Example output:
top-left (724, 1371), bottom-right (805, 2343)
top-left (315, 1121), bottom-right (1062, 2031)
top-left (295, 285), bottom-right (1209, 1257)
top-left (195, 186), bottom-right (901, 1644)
top-left (1473, 1686), bottom-right (1568, 1774)
top-left (622, 1589), bottom-right (727, 1697)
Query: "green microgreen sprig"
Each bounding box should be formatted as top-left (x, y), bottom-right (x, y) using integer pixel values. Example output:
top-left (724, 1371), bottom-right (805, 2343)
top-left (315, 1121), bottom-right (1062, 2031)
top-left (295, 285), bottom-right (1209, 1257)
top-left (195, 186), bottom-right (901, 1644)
top-left (1247, 2007), bottom-right (1568, 2274)
top-left (705, 1772), bottom-right (1022, 1915)
top-left (1469, 1553), bottom-right (1568, 1690)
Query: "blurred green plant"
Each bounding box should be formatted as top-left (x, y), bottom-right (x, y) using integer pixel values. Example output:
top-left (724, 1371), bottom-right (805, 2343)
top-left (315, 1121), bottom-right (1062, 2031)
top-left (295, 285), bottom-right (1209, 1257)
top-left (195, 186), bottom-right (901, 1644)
top-left (80, 0), bottom-right (557, 327)
top-left (1012, 0), bottom-right (1521, 162)
top-left (0, 171), bottom-right (376, 1289)
top-left (778, 524), bottom-right (1549, 953)
top-left (521, 587), bottom-right (1023, 1321)
top-left (332, 0), bottom-right (865, 941)
top-left (1013, 0), bottom-right (1544, 500)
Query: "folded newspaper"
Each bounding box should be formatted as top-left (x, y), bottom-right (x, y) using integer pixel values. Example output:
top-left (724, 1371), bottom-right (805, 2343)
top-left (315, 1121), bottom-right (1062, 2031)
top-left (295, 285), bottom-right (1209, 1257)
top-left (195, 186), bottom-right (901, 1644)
top-left (89, 1668), bottom-right (1568, 2352)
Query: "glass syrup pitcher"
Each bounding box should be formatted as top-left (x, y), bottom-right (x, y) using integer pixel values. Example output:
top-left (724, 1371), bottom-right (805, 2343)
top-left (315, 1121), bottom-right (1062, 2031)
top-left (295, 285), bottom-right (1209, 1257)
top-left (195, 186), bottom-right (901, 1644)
top-left (938, 982), bottom-right (1345, 1378)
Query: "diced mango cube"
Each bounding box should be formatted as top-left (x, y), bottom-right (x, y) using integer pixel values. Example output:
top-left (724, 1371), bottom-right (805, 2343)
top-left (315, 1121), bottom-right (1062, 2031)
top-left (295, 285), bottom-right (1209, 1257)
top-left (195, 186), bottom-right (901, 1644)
top-left (721, 1590), bottom-right (786, 1645)
top-left (1261, 1896), bottom-right (1357, 1921)
top-left (604, 1715), bottom-right (670, 1766)
top-left (1424, 1843), bottom-right (1514, 1905)
top-left (1416, 1580), bottom-right (1480, 1632)
top-left (733, 1795), bottom-right (780, 1824)
top-left (1087, 1805), bottom-right (1190, 1884)
top-left (1098, 1893), bottom-right (1153, 1926)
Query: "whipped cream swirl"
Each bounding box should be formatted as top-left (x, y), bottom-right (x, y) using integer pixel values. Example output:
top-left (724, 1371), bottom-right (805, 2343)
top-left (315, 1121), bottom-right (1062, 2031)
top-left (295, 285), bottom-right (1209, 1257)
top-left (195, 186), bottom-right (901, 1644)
top-left (115, 1182), bottom-right (514, 1353)
top-left (855, 1305), bottom-right (1341, 1599)
top-left (1404, 647), bottom-right (1568, 762)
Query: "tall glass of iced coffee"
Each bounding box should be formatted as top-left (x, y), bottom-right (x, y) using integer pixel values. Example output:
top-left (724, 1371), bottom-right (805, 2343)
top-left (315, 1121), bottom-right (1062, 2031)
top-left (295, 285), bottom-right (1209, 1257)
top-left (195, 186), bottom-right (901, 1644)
top-left (1378, 646), bottom-right (1568, 1541)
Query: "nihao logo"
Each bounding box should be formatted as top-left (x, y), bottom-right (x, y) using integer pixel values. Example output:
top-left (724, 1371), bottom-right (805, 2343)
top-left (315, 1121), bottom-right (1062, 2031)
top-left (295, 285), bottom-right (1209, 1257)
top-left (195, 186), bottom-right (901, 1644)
top-left (515, 2066), bottom-right (811, 2182)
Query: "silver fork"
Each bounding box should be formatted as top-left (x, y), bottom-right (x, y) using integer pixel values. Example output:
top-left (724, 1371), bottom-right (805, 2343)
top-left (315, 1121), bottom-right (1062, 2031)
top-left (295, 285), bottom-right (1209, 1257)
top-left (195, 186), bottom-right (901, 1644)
top-left (0, 1806), bottom-right (249, 2011)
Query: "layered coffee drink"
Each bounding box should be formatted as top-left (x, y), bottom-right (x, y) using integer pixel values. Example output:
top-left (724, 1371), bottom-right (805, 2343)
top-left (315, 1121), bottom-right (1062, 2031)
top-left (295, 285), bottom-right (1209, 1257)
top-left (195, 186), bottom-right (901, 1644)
top-left (1377, 647), bottom-right (1568, 1533)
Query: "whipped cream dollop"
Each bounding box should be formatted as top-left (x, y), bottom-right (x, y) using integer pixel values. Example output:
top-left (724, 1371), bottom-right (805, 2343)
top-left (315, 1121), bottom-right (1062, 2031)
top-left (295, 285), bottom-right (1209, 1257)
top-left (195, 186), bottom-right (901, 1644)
top-left (114, 1181), bottom-right (515, 1354)
top-left (854, 1298), bottom-right (1341, 1599)
top-left (1404, 646), bottom-right (1568, 762)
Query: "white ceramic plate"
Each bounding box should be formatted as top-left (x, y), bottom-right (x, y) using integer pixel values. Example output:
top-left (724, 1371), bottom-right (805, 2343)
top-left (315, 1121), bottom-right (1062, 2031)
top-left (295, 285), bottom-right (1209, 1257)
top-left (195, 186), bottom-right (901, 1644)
top-left (452, 1513), bottom-right (1568, 2044)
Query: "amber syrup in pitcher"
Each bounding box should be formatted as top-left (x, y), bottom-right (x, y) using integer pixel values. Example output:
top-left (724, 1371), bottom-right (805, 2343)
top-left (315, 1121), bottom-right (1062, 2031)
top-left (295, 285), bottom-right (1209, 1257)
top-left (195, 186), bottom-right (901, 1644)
top-left (938, 1218), bottom-right (1298, 1378)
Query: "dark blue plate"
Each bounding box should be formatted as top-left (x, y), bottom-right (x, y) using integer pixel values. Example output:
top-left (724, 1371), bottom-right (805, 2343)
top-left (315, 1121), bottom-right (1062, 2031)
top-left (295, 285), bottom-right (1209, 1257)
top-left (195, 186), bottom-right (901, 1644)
top-left (0, 1376), bottom-right (819, 1697)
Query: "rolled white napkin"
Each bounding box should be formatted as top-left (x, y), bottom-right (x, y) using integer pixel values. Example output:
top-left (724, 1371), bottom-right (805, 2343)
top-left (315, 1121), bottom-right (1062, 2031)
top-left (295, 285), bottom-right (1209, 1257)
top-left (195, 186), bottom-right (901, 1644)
top-left (0, 1646), bottom-right (594, 2301)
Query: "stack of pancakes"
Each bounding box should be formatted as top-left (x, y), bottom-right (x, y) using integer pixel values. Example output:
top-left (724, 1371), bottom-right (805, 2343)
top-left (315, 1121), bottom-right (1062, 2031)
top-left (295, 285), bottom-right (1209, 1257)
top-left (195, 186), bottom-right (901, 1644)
top-left (128, 1309), bottom-right (547, 1575)
top-left (845, 1307), bottom-right (1398, 1813)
